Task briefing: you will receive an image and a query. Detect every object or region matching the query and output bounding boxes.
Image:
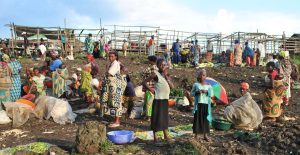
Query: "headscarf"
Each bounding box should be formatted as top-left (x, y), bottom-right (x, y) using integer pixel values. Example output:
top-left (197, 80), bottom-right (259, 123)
top-left (279, 51), bottom-right (289, 59)
top-left (2, 54), bottom-right (10, 63)
top-left (240, 82), bottom-right (250, 90)
top-left (86, 54), bottom-right (94, 62)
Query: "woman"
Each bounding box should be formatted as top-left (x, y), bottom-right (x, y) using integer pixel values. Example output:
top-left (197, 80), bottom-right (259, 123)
top-left (143, 58), bottom-right (174, 143)
top-left (103, 41), bottom-right (112, 58)
top-left (101, 52), bottom-right (126, 127)
top-left (0, 54), bottom-right (12, 105)
top-left (234, 40), bottom-right (242, 66)
top-left (263, 62), bottom-right (285, 121)
top-left (224, 82), bottom-right (263, 130)
top-left (93, 42), bottom-right (100, 59)
top-left (52, 63), bottom-right (69, 98)
top-left (9, 55), bottom-right (22, 102)
top-left (278, 51), bottom-right (292, 105)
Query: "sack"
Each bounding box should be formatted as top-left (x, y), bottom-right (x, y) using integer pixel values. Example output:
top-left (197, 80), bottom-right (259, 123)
top-left (34, 96), bottom-right (77, 124)
top-left (4, 102), bottom-right (33, 127)
top-left (129, 106), bottom-right (143, 119)
top-left (224, 93), bottom-right (263, 130)
top-left (0, 110), bottom-right (11, 124)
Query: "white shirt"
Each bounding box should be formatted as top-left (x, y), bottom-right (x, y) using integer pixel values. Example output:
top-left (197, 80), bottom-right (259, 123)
top-left (39, 44), bottom-right (47, 55)
top-left (108, 60), bottom-right (120, 76)
top-left (258, 43), bottom-right (266, 58)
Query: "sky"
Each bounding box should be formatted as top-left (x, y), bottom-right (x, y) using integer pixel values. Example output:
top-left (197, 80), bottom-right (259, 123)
top-left (1, 0), bottom-right (300, 38)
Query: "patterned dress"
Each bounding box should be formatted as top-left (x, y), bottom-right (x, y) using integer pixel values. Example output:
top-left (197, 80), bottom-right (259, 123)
top-left (9, 60), bottom-right (22, 102)
top-left (101, 61), bottom-right (127, 117)
top-left (234, 44), bottom-right (243, 65)
top-left (52, 68), bottom-right (69, 98)
top-left (263, 79), bottom-right (286, 118)
top-left (85, 37), bottom-right (94, 55)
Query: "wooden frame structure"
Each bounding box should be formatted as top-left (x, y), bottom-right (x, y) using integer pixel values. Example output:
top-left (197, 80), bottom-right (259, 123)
top-left (6, 23), bottom-right (300, 57)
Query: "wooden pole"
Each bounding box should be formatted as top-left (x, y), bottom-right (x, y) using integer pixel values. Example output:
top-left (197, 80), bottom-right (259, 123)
top-left (139, 27), bottom-right (142, 55)
top-left (113, 25), bottom-right (116, 51)
top-left (10, 22), bottom-right (15, 56)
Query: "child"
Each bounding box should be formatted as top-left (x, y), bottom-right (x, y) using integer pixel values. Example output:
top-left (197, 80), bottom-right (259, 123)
top-left (121, 65), bottom-right (136, 118)
top-left (80, 63), bottom-right (93, 103)
top-left (71, 68), bottom-right (82, 97)
top-left (142, 56), bottom-right (158, 121)
top-left (31, 67), bottom-right (46, 98)
top-left (265, 61), bottom-right (279, 88)
top-left (163, 49), bottom-right (172, 69)
top-left (191, 69), bottom-right (213, 141)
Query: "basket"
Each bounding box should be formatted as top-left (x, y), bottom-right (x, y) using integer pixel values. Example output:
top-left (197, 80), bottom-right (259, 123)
top-left (212, 119), bottom-right (232, 130)
top-left (107, 130), bottom-right (134, 144)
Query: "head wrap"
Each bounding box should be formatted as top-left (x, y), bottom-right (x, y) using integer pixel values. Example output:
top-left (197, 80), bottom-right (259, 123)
top-left (86, 54), bottom-right (94, 62)
top-left (279, 51), bottom-right (289, 59)
top-left (76, 68), bottom-right (82, 72)
top-left (2, 54), bottom-right (10, 63)
top-left (240, 82), bottom-right (249, 90)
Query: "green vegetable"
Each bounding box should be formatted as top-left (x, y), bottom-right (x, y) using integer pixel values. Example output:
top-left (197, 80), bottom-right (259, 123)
top-left (170, 88), bottom-right (184, 97)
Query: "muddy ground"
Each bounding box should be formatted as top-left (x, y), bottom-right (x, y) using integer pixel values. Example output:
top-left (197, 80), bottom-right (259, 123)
top-left (0, 54), bottom-right (299, 154)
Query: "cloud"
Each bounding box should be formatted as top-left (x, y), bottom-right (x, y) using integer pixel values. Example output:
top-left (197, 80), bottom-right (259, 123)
top-left (110, 0), bottom-right (300, 36)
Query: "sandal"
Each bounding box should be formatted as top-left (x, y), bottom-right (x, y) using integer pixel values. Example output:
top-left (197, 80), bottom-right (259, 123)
top-left (108, 123), bottom-right (120, 128)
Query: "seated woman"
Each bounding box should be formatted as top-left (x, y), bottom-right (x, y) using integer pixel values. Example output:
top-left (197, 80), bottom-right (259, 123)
top-left (224, 82), bottom-right (263, 130)
top-left (263, 62), bottom-right (286, 121)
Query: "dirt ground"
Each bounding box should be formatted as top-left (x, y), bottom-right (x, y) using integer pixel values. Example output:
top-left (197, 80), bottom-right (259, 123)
top-left (0, 54), bottom-right (299, 154)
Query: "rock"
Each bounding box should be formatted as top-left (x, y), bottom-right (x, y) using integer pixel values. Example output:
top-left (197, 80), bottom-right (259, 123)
top-left (285, 139), bottom-right (291, 145)
top-left (291, 143), bottom-right (297, 149)
top-left (271, 145), bottom-right (277, 152)
top-left (75, 121), bottom-right (107, 154)
top-left (47, 146), bottom-right (69, 155)
top-left (285, 132), bottom-right (294, 137)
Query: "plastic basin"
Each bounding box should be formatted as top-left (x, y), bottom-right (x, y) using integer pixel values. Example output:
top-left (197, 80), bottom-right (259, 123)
top-left (212, 119), bottom-right (232, 130)
top-left (107, 130), bottom-right (134, 144)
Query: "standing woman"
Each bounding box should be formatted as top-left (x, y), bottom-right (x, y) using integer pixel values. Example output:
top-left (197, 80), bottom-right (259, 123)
top-left (0, 54), bottom-right (12, 105)
top-left (9, 55), bottom-right (22, 101)
top-left (143, 58), bottom-right (174, 143)
top-left (234, 40), bottom-right (242, 66)
top-left (52, 63), bottom-right (69, 98)
top-left (101, 51), bottom-right (126, 127)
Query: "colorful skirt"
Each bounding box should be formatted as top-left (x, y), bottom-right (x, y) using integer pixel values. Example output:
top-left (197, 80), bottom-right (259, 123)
top-left (143, 91), bottom-right (154, 117)
top-left (263, 80), bottom-right (286, 118)
top-left (10, 75), bottom-right (22, 102)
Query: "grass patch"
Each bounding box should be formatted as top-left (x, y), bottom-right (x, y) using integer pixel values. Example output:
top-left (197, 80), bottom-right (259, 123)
top-left (171, 142), bottom-right (199, 155)
top-left (100, 140), bottom-right (114, 154)
top-left (118, 145), bottom-right (141, 155)
top-left (291, 54), bottom-right (300, 65)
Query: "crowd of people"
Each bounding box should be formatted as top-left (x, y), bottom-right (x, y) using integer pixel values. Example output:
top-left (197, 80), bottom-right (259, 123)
top-left (0, 34), bottom-right (297, 145)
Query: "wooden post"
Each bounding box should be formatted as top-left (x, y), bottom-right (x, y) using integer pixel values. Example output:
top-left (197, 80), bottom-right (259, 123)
top-left (10, 22), bottom-right (15, 56)
top-left (37, 28), bottom-right (40, 45)
top-left (139, 27), bottom-right (142, 55)
top-left (114, 25), bottom-right (117, 51)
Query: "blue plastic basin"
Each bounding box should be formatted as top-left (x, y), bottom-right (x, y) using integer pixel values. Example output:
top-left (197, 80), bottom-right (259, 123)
top-left (107, 130), bottom-right (134, 144)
